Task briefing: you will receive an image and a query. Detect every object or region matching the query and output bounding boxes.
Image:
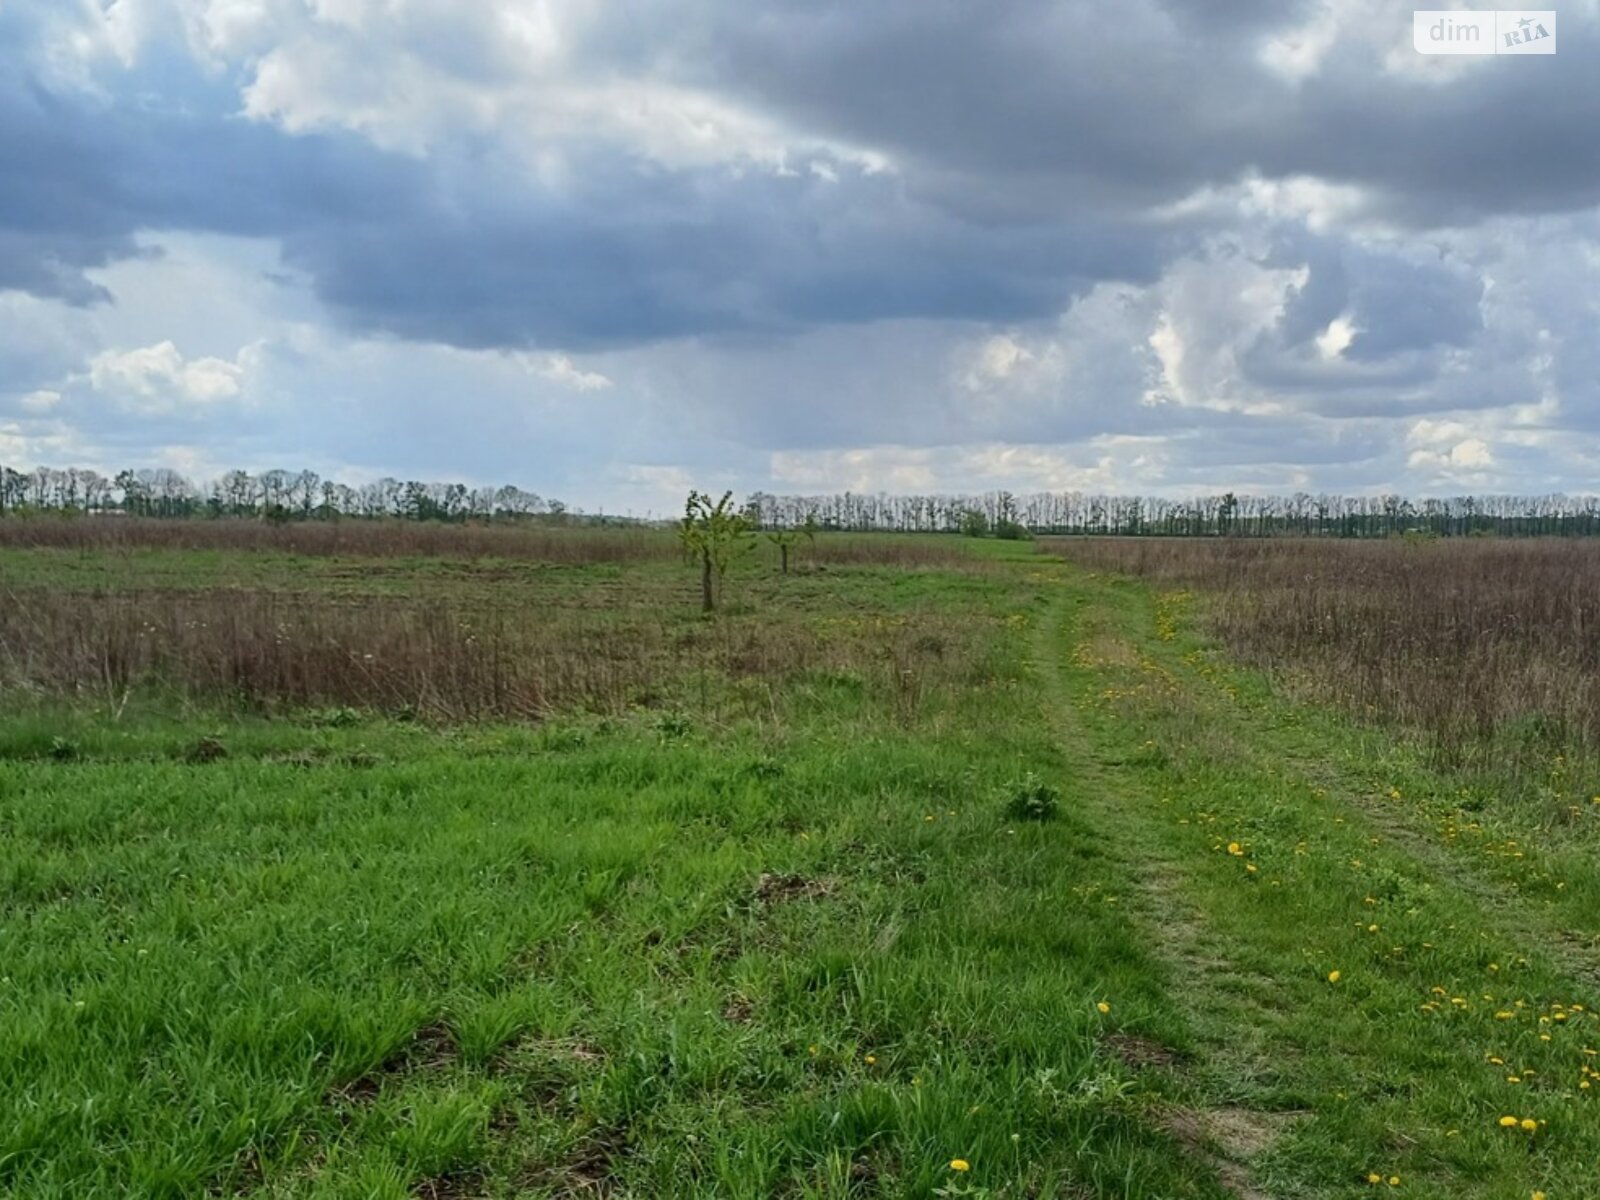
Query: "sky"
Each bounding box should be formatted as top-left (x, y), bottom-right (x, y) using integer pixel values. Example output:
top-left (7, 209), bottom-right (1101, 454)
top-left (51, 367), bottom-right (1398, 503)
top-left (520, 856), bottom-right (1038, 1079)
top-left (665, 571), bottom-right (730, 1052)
top-left (2, 0), bottom-right (1599, 515)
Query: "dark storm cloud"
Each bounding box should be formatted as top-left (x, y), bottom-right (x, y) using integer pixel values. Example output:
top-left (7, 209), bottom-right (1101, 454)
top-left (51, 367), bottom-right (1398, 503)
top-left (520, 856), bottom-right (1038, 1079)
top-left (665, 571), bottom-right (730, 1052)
top-left (0, 67), bottom-right (425, 302)
top-left (287, 153), bottom-right (1169, 349)
top-left (0, 0), bottom-right (1596, 362)
top-left (1342, 251), bottom-right (1482, 360)
top-left (0, 51), bottom-right (1168, 349)
top-left (1242, 228), bottom-right (1483, 390)
top-left (672, 0), bottom-right (1600, 222)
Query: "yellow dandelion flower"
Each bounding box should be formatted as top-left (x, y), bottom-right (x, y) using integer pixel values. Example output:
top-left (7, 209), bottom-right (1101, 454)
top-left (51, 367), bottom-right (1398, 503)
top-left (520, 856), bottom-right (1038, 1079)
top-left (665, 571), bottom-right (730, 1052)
top-left (1499, 1115), bottom-right (1519, 1127)
top-left (1328, 970), bottom-right (1342, 983)
top-left (949, 1159), bottom-right (970, 1172)
top-left (1367, 1173), bottom-right (1382, 1184)
top-left (1097, 1001), bottom-right (1111, 1014)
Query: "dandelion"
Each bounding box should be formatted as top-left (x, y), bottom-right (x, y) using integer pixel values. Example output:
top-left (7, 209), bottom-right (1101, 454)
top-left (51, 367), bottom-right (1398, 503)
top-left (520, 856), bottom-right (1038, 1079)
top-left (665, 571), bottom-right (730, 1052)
top-left (1388, 1178), bottom-right (1400, 1187)
top-left (1367, 1173), bottom-right (1382, 1184)
top-left (1520, 1118), bottom-right (1538, 1132)
top-left (1328, 970), bottom-right (1342, 983)
top-left (949, 1159), bottom-right (970, 1172)
top-left (865, 1055), bottom-right (877, 1065)
top-left (1097, 1001), bottom-right (1111, 1014)
top-left (1499, 1115), bottom-right (1519, 1127)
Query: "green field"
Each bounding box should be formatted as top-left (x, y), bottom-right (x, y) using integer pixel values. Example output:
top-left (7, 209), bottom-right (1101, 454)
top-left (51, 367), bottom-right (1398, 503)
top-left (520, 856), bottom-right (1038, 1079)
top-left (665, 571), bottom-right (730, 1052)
top-left (2, 538), bottom-right (1597, 1198)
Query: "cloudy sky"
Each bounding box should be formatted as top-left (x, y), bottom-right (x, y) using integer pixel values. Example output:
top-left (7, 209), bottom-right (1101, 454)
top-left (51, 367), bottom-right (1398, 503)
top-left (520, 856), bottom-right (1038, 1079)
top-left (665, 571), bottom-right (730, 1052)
top-left (2, 0), bottom-right (1598, 513)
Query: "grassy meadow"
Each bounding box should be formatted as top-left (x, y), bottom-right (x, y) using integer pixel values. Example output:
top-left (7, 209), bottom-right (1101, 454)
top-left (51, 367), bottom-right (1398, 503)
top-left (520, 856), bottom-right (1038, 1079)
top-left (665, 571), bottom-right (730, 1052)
top-left (1, 524), bottom-right (1598, 1199)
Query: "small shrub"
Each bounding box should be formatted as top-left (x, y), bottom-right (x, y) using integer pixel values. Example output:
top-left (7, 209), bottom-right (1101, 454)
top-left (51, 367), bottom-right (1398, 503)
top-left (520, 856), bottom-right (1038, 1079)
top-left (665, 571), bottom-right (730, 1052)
top-left (653, 711), bottom-right (693, 740)
top-left (1004, 773), bottom-right (1060, 822)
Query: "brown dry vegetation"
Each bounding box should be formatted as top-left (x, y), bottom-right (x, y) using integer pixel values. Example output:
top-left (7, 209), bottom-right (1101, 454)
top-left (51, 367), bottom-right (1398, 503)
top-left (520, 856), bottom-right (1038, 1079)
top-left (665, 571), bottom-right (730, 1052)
top-left (0, 515), bottom-right (675, 563)
top-left (1044, 536), bottom-right (1600, 769)
top-left (0, 515), bottom-right (983, 569)
top-left (0, 534), bottom-right (999, 721)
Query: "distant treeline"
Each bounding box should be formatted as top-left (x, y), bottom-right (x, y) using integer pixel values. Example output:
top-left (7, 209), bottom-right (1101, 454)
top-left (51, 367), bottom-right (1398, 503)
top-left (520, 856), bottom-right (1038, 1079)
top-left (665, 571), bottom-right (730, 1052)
top-left (746, 490), bottom-right (1600, 538)
top-left (6, 465), bottom-right (1600, 537)
top-left (0, 465), bottom-right (579, 523)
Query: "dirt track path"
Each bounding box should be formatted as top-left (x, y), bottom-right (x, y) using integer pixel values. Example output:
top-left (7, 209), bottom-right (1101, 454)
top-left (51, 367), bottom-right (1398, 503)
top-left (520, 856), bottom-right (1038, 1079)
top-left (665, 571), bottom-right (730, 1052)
top-left (1029, 564), bottom-right (1600, 1199)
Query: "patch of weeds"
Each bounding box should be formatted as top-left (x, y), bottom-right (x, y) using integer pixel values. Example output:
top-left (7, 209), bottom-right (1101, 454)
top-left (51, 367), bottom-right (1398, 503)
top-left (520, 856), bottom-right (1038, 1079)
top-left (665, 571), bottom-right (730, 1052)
top-left (653, 711), bottom-right (693, 740)
top-left (47, 736), bottom-right (79, 762)
top-left (307, 706), bottom-right (363, 729)
top-left (1003, 772), bottom-right (1060, 822)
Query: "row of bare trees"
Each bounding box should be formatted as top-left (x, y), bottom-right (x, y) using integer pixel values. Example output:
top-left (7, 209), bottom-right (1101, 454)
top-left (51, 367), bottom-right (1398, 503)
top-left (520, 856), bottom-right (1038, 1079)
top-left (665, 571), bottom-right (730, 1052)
top-left (745, 490), bottom-right (1600, 538)
top-left (6, 463), bottom-right (1600, 537)
top-left (0, 465), bottom-right (567, 523)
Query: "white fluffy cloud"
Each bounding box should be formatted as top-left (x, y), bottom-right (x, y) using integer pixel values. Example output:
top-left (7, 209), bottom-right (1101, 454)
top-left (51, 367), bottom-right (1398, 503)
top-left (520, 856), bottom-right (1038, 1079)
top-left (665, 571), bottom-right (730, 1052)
top-left (528, 353), bottom-right (613, 392)
top-left (87, 340), bottom-right (251, 412)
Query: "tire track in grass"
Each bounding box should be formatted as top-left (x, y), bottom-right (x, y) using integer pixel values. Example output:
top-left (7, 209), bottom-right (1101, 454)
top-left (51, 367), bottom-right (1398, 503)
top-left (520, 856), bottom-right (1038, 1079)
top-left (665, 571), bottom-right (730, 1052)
top-left (1243, 743), bottom-right (1600, 996)
top-left (1027, 583), bottom-right (1296, 1200)
top-left (1031, 570), bottom-right (1600, 1200)
top-left (1117, 576), bottom-right (1600, 996)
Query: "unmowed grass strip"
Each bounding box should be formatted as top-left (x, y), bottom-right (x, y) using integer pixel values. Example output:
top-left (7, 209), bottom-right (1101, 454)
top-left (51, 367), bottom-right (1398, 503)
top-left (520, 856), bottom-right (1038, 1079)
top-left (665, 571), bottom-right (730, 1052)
top-left (0, 516), bottom-right (676, 563)
top-left (0, 518), bottom-right (982, 570)
top-left (0, 552), bottom-right (1002, 724)
top-left (1042, 564), bottom-right (1600, 1199)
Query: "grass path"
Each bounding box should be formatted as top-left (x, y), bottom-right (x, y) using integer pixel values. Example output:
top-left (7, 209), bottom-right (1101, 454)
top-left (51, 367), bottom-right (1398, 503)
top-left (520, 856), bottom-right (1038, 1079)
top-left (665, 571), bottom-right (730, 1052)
top-left (1031, 561), bottom-right (1600, 1200)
